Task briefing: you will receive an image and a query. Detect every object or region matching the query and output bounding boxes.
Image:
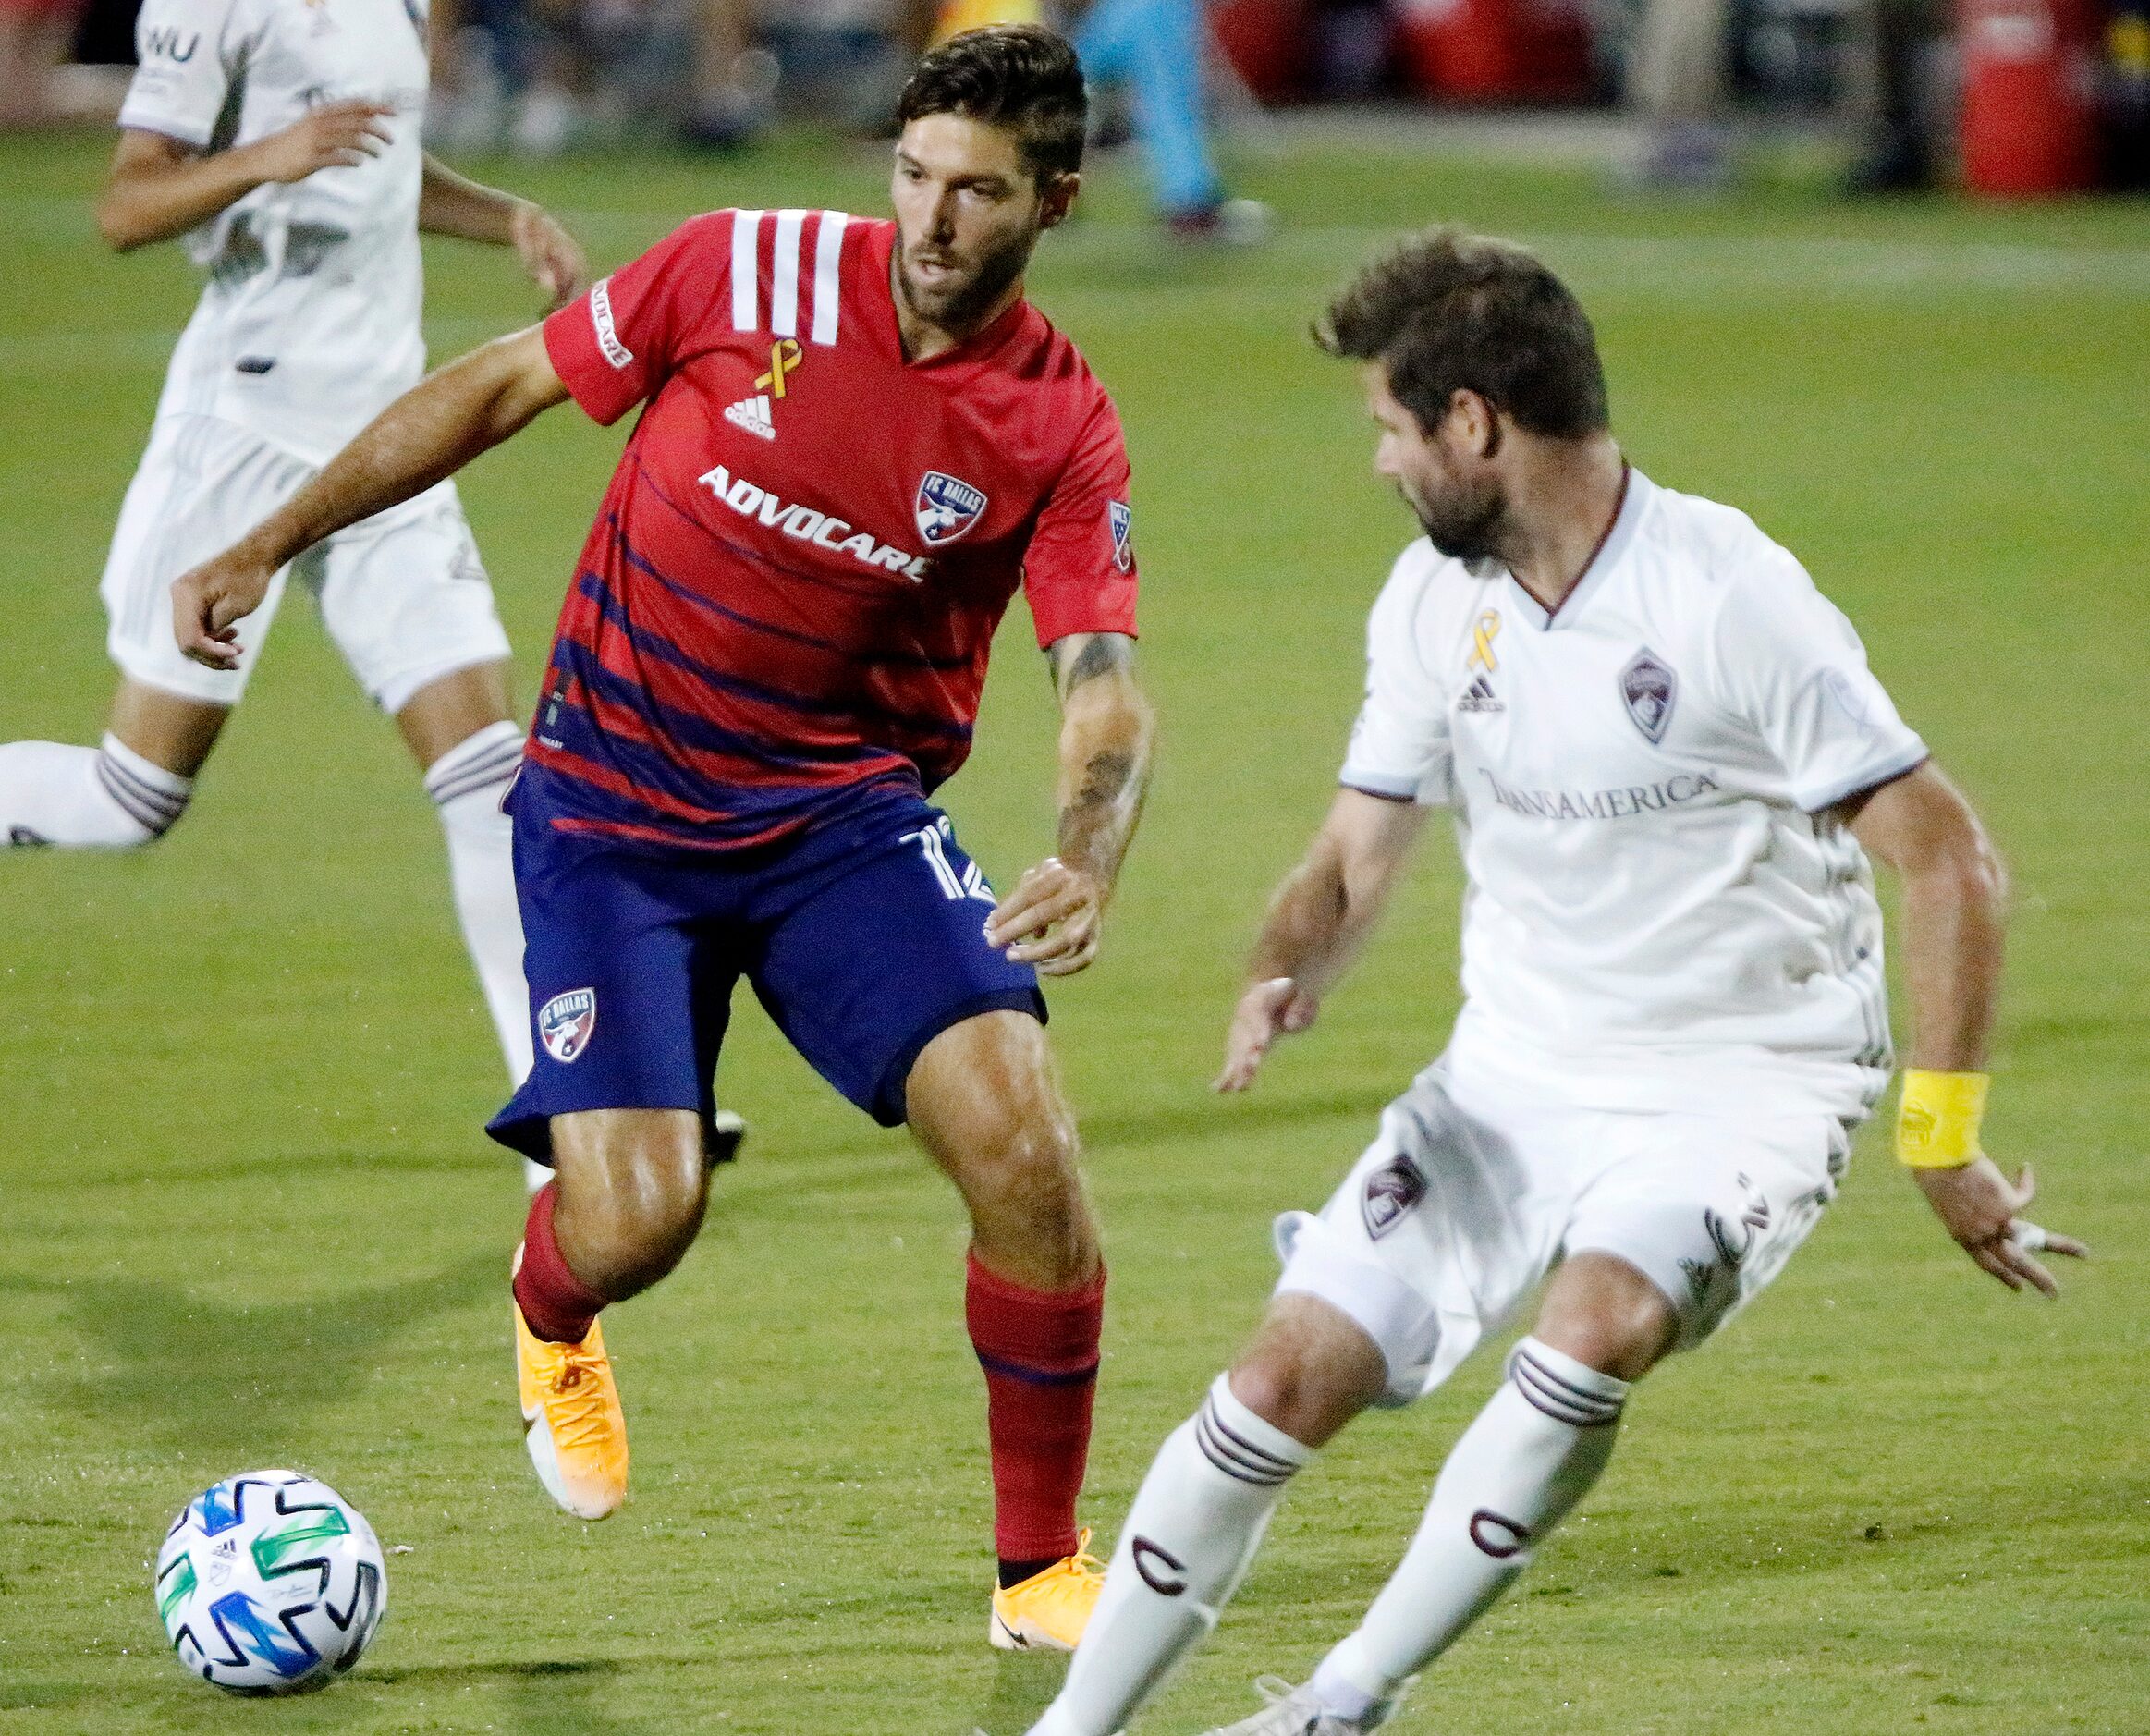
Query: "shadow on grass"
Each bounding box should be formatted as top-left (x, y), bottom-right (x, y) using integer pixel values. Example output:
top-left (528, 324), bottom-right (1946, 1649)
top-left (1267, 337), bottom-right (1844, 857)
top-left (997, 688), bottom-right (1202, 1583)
top-left (46, 1254), bottom-right (498, 1459)
top-left (372, 1657), bottom-right (646, 1734)
top-left (971, 1649), bottom-right (1066, 1736)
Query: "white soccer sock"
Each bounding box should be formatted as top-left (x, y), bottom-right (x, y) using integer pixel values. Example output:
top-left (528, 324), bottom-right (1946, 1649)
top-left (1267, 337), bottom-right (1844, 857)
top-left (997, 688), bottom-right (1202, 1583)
top-left (1032, 1375), bottom-right (1315, 1736)
top-left (0, 733), bottom-right (191, 849)
top-left (1307, 1338), bottom-right (1628, 1716)
top-left (423, 722), bottom-right (537, 1185)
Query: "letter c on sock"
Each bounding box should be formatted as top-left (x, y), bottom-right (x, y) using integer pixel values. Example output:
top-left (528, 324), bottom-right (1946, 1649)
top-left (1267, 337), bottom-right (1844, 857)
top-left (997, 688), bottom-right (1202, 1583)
top-left (1468, 1510), bottom-right (1531, 1559)
top-left (1132, 1535), bottom-right (1189, 1596)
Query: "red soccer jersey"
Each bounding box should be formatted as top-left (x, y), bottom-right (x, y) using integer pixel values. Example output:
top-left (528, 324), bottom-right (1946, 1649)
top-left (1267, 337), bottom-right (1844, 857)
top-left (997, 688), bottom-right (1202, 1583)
top-left (529, 207), bottom-right (1140, 852)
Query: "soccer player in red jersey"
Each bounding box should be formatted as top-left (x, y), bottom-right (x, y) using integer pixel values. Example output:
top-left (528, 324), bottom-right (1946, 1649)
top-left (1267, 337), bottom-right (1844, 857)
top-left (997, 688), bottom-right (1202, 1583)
top-left (171, 26), bottom-right (1155, 1650)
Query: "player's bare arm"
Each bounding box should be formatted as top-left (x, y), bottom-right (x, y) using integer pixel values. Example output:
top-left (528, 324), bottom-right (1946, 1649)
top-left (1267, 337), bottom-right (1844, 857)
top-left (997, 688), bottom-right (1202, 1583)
top-left (1843, 759), bottom-right (2086, 1293)
top-left (173, 327), bottom-right (569, 666)
top-left (419, 154), bottom-right (588, 310)
top-left (95, 106), bottom-right (394, 252)
top-left (1216, 789), bottom-right (1428, 1092)
top-left (985, 633), bottom-right (1154, 977)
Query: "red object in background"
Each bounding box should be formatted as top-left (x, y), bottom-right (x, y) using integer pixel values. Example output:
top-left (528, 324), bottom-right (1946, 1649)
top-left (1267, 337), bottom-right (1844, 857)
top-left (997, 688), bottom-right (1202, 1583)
top-left (1393, 0), bottom-right (1593, 101)
top-left (1959, 0), bottom-right (2104, 193)
top-left (1208, 0), bottom-right (1310, 102)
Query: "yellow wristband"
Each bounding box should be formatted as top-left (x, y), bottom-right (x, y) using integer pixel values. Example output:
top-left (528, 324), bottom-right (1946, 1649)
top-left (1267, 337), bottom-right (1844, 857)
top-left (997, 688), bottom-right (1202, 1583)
top-left (1896, 1070), bottom-right (1989, 1168)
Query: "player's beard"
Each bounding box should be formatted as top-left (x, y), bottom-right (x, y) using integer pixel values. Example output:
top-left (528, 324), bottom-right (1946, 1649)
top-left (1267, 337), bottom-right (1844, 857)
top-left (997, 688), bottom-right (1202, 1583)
top-left (896, 221), bottom-right (1036, 337)
top-left (1406, 471), bottom-right (1508, 566)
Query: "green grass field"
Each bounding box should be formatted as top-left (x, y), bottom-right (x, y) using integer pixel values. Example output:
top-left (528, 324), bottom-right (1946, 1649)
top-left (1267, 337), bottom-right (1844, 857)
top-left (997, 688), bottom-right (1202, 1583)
top-left (1, 125), bottom-right (2146, 1735)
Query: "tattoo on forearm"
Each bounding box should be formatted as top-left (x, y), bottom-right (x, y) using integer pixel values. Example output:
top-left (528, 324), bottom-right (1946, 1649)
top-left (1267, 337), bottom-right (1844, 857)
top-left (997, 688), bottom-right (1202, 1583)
top-left (1049, 632), bottom-right (1133, 699)
top-left (1059, 746), bottom-right (1146, 876)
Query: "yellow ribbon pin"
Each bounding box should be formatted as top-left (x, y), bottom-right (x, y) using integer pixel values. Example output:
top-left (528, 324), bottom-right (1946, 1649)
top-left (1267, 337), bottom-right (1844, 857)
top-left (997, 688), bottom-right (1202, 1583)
top-left (1468, 610), bottom-right (1501, 674)
top-left (755, 338), bottom-right (802, 399)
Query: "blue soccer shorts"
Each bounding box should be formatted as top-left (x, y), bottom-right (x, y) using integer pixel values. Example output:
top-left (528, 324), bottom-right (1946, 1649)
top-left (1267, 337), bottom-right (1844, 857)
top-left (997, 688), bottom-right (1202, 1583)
top-left (488, 776), bottom-right (1045, 1160)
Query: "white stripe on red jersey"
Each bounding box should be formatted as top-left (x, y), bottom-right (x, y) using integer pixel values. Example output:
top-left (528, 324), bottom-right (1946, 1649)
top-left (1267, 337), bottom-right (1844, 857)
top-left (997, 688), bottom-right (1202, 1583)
top-left (731, 209), bottom-right (763, 332)
top-left (812, 213), bottom-right (849, 346)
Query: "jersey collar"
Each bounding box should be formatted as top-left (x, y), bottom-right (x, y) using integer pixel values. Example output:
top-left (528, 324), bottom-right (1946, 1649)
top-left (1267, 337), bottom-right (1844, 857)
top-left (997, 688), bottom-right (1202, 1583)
top-left (1502, 464), bottom-right (1649, 631)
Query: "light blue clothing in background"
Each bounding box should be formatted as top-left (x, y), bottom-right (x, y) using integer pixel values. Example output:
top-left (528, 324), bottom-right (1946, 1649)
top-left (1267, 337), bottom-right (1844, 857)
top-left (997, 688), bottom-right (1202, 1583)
top-left (1071, 0), bottom-right (1223, 216)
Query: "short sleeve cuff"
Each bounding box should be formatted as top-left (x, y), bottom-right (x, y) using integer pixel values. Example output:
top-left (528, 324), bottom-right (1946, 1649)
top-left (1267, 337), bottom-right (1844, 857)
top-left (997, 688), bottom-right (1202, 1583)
top-left (116, 104), bottom-right (214, 148)
top-left (542, 296), bottom-right (636, 427)
top-left (1027, 586), bottom-right (1138, 649)
top-left (1792, 740), bottom-right (1930, 813)
top-left (1341, 766), bottom-right (1442, 805)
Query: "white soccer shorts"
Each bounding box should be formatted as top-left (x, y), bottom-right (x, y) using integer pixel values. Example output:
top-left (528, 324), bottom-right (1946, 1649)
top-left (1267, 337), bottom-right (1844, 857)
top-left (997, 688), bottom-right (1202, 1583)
top-left (101, 413), bottom-right (511, 714)
top-left (1273, 1056), bottom-right (1854, 1404)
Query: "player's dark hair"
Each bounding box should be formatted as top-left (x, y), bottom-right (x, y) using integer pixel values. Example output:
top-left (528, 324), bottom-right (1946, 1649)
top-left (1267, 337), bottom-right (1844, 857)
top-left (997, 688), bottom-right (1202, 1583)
top-left (1317, 228), bottom-right (1609, 440)
top-left (897, 24), bottom-right (1087, 188)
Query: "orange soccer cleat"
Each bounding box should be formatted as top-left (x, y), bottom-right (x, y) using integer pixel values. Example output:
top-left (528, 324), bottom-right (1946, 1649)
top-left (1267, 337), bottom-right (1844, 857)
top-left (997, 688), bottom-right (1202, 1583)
top-left (989, 1529), bottom-right (1106, 1651)
top-left (513, 1283), bottom-right (629, 1521)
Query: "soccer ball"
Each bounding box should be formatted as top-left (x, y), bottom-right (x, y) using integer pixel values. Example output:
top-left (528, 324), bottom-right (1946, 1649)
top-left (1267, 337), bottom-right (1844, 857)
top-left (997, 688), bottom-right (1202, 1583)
top-left (153, 1469), bottom-right (387, 1693)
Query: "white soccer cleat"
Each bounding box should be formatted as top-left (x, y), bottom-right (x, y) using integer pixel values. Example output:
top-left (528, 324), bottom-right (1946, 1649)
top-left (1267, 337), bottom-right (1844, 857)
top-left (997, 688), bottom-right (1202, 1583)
top-left (1203, 1675), bottom-right (1405, 1736)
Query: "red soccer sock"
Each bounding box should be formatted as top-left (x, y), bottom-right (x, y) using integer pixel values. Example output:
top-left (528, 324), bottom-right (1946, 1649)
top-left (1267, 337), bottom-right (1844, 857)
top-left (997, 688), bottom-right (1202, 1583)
top-left (513, 1181), bottom-right (607, 1345)
top-left (966, 1253), bottom-right (1106, 1569)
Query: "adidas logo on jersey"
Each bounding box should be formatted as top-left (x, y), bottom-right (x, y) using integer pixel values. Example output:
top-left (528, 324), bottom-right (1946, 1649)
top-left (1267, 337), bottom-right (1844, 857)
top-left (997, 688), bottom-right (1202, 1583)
top-left (1457, 674), bottom-right (1504, 714)
top-left (724, 394), bottom-right (776, 441)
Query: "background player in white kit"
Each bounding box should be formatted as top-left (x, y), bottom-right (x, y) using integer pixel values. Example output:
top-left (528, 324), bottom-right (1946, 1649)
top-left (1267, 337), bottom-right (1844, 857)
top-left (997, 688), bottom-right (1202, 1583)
top-left (0, 0), bottom-right (584, 1174)
top-left (1030, 230), bottom-right (2088, 1736)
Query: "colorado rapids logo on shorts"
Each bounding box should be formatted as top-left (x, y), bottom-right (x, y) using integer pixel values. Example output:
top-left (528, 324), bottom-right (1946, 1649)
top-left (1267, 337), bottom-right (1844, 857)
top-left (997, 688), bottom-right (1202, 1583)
top-left (915, 471), bottom-right (987, 546)
top-left (1362, 1153), bottom-right (1429, 1239)
top-left (538, 988), bottom-right (597, 1063)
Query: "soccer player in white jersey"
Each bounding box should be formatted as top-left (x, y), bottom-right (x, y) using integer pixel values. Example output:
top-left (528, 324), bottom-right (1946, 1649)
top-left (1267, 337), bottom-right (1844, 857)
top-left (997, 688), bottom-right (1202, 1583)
top-left (1029, 229), bottom-right (2087, 1736)
top-left (0, 0), bottom-right (584, 1178)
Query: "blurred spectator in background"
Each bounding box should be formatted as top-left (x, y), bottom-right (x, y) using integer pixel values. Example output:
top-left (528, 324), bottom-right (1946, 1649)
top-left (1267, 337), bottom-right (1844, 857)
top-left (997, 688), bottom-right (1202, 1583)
top-left (1840, 0), bottom-right (1946, 190)
top-left (1628, 0), bottom-right (1944, 192)
top-left (2, 0), bottom-right (86, 128)
top-left (1627, 0), bottom-right (1733, 187)
top-left (925, 0), bottom-right (1266, 237)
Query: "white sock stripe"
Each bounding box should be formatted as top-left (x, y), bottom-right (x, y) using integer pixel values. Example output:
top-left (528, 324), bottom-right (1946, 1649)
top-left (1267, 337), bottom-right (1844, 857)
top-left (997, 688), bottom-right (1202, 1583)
top-left (730, 208), bottom-right (763, 331)
top-left (426, 748), bottom-right (524, 806)
top-left (770, 208), bottom-right (806, 337)
top-left (428, 760), bottom-right (519, 808)
top-left (94, 759), bottom-right (177, 832)
top-left (810, 211), bottom-right (848, 345)
top-left (93, 752), bottom-right (188, 832)
top-left (1508, 1344), bottom-right (1626, 1427)
top-left (94, 752), bottom-right (188, 816)
top-left (423, 722), bottom-right (525, 800)
top-left (1194, 1404), bottom-right (1297, 1486)
top-left (1201, 1393), bottom-right (1302, 1473)
top-left (1509, 1365), bottom-right (1619, 1430)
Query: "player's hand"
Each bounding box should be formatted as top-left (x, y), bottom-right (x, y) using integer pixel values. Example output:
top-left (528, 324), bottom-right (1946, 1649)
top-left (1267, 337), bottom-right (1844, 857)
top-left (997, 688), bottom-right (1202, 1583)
top-left (985, 856), bottom-right (1106, 977)
top-left (246, 100), bottom-right (396, 186)
top-left (1215, 976), bottom-right (1319, 1094)
top-left (1913, 1157), bottom-right (2087, 1296)
top-left (511, 202), bottom-right (587, 310)
top-left (172, 542), bottom-right (278, 670)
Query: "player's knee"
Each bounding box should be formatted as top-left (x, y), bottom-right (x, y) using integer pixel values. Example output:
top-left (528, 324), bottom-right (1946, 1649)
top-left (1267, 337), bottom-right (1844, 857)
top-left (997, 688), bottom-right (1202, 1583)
top-left (1535, 1256), bottom-right (1678, 1382)
top-left (964, 1115), bottom-right (1092, 1280)
top-left (561, 1132), bottom-right (709, 1295)
top-left (1229, 1308), bottom-right (1382, 1449)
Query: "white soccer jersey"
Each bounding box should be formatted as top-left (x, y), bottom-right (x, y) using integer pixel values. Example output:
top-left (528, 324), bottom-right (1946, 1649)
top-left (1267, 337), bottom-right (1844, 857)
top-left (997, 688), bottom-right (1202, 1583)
top-left (119, 0), bottom-right (431, 465)
top-left (1341, 468), bottom-right (1928, 1119)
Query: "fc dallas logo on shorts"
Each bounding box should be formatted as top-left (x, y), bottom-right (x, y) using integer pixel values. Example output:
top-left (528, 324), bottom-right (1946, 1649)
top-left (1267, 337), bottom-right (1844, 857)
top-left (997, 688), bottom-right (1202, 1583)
top-left (538, 988), bottom-right (597, 1063)
top-left (915, 471), bottom-right (988, 546)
